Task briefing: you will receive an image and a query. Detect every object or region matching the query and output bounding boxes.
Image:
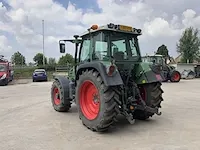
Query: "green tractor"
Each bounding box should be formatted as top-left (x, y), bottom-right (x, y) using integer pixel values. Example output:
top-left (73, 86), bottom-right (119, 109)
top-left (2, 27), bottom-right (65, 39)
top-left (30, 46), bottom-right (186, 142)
top-left (142, 54), bottom-right (181, 82)
top-left (51, 23), bottom-right (164, 132)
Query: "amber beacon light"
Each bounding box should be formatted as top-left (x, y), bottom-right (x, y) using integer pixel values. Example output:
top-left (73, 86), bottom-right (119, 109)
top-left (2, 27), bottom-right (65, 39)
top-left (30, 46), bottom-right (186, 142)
top-left (91, 24), bottom-right (98, 30)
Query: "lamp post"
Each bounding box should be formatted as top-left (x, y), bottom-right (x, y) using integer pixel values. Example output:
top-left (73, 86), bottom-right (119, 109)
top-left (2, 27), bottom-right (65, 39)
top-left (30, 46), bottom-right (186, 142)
top-left (42, 20), bottom-right (45, 66)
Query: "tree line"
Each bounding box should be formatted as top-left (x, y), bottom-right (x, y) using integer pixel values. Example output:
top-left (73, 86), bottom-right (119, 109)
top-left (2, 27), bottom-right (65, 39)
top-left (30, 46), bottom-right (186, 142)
top-left (155, 27), bottom-right (200, 63)
top-left (11, 52), bottom-right (74, 67)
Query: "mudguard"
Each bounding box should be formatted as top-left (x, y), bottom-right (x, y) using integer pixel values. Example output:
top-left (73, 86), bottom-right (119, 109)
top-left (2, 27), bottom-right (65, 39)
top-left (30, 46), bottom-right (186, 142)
top-left (136, 70), bottom-right (164, 85)
top-left (135, 62), bottom-right (164, 84)
top-left (54, 76), bottom-right (75, 103)
top-left (76, 62), bottom-right (123, 86)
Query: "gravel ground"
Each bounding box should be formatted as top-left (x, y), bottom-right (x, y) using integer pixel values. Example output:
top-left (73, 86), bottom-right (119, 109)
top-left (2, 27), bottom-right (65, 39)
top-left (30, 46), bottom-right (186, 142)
top-left (0, 79), bottom-right (200, 150)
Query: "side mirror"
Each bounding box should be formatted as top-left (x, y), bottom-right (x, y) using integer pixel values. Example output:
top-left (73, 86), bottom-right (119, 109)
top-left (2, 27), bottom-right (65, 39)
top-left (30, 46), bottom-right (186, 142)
top-left (59, 43), bottom-right (66, 53)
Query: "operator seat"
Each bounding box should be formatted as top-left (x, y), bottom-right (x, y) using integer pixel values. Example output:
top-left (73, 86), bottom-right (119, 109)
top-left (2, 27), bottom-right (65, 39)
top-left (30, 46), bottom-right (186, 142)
top-left (113, 47), bottom-right (124, 60)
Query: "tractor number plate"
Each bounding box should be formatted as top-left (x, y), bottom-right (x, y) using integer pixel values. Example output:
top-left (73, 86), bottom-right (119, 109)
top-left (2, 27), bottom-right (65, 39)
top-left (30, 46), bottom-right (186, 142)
top-left (119, 25), bottom-right (133, 32)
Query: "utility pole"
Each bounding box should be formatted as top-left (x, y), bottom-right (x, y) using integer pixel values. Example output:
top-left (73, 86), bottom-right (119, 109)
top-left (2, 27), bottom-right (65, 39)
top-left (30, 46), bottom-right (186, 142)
top-left (42, 20), bottom-right (45, 66)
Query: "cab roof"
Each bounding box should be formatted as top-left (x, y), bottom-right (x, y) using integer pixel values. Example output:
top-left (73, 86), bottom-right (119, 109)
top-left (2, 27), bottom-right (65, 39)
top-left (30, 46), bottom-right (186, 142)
top-left (80, 23), bottom-right (142, 37)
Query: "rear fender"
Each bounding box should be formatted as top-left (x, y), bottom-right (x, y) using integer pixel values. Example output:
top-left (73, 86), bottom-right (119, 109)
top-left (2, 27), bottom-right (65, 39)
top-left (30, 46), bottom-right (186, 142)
top-left (135, 70), bottom-right (164, 85)
top-left (54, 76), bottom-right (75, 103)
top-left (76, 62), bottom-right (123, 86)
top-left (135, 62), bottom-right (164, 85)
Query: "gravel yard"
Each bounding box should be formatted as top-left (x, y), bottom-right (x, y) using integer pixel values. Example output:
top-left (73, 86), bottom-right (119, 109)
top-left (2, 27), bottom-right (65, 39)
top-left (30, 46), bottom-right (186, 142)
top-left (0, 80), bottom-right (200, 150)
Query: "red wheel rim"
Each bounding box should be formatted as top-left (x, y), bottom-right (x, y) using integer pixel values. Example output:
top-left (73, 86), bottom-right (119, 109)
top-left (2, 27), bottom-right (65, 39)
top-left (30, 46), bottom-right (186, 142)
top-left (53, 87), bottom-right (61, 105)
top-left (173, 72), bottom-right (180, 81)
top-left (80, 80), bottom-right (100, 120)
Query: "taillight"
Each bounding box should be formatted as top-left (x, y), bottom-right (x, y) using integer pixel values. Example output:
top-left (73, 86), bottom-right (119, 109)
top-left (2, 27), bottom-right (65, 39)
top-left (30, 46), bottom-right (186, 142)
top-left (107, 65), bottom-right (115, 76)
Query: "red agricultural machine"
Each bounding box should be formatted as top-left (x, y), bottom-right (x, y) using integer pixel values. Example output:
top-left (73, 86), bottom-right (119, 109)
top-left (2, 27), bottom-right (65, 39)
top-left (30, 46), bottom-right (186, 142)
top-left (0, 55), bottom-right (14, 85)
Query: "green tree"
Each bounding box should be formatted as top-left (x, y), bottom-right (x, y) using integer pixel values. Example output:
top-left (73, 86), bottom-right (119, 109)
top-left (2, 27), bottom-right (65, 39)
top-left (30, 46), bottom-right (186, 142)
top-left (33, 53), bottom-right (47, 66)
top-left (156, 44), bottom-right (169, 58)
top-left (48, 57), bottom-right (56, 65)
top-left (11, 51), bottom-right (26, 66)
top-left (58, 53), bottom-right (74, 65)
top-left (177, 27), bottom-right (200, 63)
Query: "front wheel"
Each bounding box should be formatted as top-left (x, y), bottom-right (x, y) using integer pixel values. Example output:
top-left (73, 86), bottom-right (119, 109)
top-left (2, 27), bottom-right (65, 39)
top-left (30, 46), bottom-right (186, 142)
top-left (76, 69), bottom-right (118, 132)
top-left (51, 80), bottom-right (72, 112)
top-left (170, 71), bottom-right (181, 82)
top-left (134, 82), bottom-right (164, 120)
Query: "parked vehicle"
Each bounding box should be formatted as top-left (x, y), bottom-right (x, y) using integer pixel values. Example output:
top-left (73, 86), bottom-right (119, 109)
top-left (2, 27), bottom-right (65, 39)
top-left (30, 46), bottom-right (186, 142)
top-left (194, 64), bottom-right (200, 78)
top-left (181, 69), bottom-right (196, 79)
top-left (0, 56), bottom-right (14, 86)
top-left (50, 23), bottom-right (164, 132)
top-left (32, 69), bottom-right (48, 82)
top-left (142, 54), bottom-right (181, 82)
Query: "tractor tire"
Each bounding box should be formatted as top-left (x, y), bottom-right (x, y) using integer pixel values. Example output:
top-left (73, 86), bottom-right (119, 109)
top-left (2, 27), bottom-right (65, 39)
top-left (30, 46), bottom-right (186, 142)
top-left (76, 69), bottom-right (118, 132)
top-left (51, 80), bottom-right (72, 112)
top-left (170, 71), bottom-right (181, 82)
top-left (134, 82), bottom-right (163, 120)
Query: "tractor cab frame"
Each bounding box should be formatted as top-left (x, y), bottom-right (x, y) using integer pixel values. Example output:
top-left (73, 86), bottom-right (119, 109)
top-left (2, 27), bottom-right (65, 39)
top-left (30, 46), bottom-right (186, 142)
top-left (59, 24), bottom-right (143, 83)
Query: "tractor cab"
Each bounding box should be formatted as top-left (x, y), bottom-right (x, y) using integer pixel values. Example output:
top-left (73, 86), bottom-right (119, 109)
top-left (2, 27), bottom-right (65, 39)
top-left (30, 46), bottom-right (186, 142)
top-left (59, 23), bottom-right (146, 82)
top-left (142, 54), bottom-right (165, 66)
top-left (60, 24), bottom-right (142, 62)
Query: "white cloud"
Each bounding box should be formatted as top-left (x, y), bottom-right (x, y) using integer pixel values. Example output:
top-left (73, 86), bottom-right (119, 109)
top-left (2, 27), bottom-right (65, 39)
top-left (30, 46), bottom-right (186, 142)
top-left (182, 9), bottom-right (200, 27)
top-left (0, 0), bottom-right (200, 62)
top-left (0, 35), bottom-right (12, 53)
top-left (143, 18), bottom-right (181, 37)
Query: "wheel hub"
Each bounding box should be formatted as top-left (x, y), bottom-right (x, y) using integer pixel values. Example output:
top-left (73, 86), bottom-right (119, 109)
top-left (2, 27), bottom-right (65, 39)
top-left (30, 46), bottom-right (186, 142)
top-left (56, 93), bottom-right (59, 99)
top-left (173, 72), bottom-right (180, 81)
top-left (93, 93), bottom-right (100, 104)
top-left (53, 88), bottom-right (61, 105)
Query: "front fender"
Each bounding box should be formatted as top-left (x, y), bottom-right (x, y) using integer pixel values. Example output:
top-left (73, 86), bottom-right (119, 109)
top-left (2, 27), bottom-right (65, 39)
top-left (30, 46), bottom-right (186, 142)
top-left (76, 61), bottom-right (123, 86)
top-left (54, 76), bottom-right (74, 102)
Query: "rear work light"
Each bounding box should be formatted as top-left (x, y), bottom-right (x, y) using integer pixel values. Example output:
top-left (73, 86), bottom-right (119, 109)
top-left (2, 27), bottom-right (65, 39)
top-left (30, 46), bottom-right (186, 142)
top-left (107, 65), bottom-right (116, 76)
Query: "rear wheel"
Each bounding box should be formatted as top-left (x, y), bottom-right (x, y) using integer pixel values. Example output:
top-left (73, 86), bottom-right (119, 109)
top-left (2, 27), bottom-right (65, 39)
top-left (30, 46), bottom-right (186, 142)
top-left (134, 82), bottom-right (164, 120)
top-left (76, 69), bottom-right (118, 132)
top-left (51, 80), bottom-right (72, 112)
top-left (170, 71), bottom-right (181, 82)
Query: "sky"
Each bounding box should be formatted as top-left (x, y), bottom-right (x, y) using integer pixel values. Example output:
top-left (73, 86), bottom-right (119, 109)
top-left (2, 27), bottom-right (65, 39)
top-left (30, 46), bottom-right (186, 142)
top-left (0, 0), bottom-right (200, 63)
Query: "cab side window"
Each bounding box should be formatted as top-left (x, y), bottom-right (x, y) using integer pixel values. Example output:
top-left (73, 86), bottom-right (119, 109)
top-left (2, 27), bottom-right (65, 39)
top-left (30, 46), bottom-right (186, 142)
top-left (80, 39), bottom-right (91, 62)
